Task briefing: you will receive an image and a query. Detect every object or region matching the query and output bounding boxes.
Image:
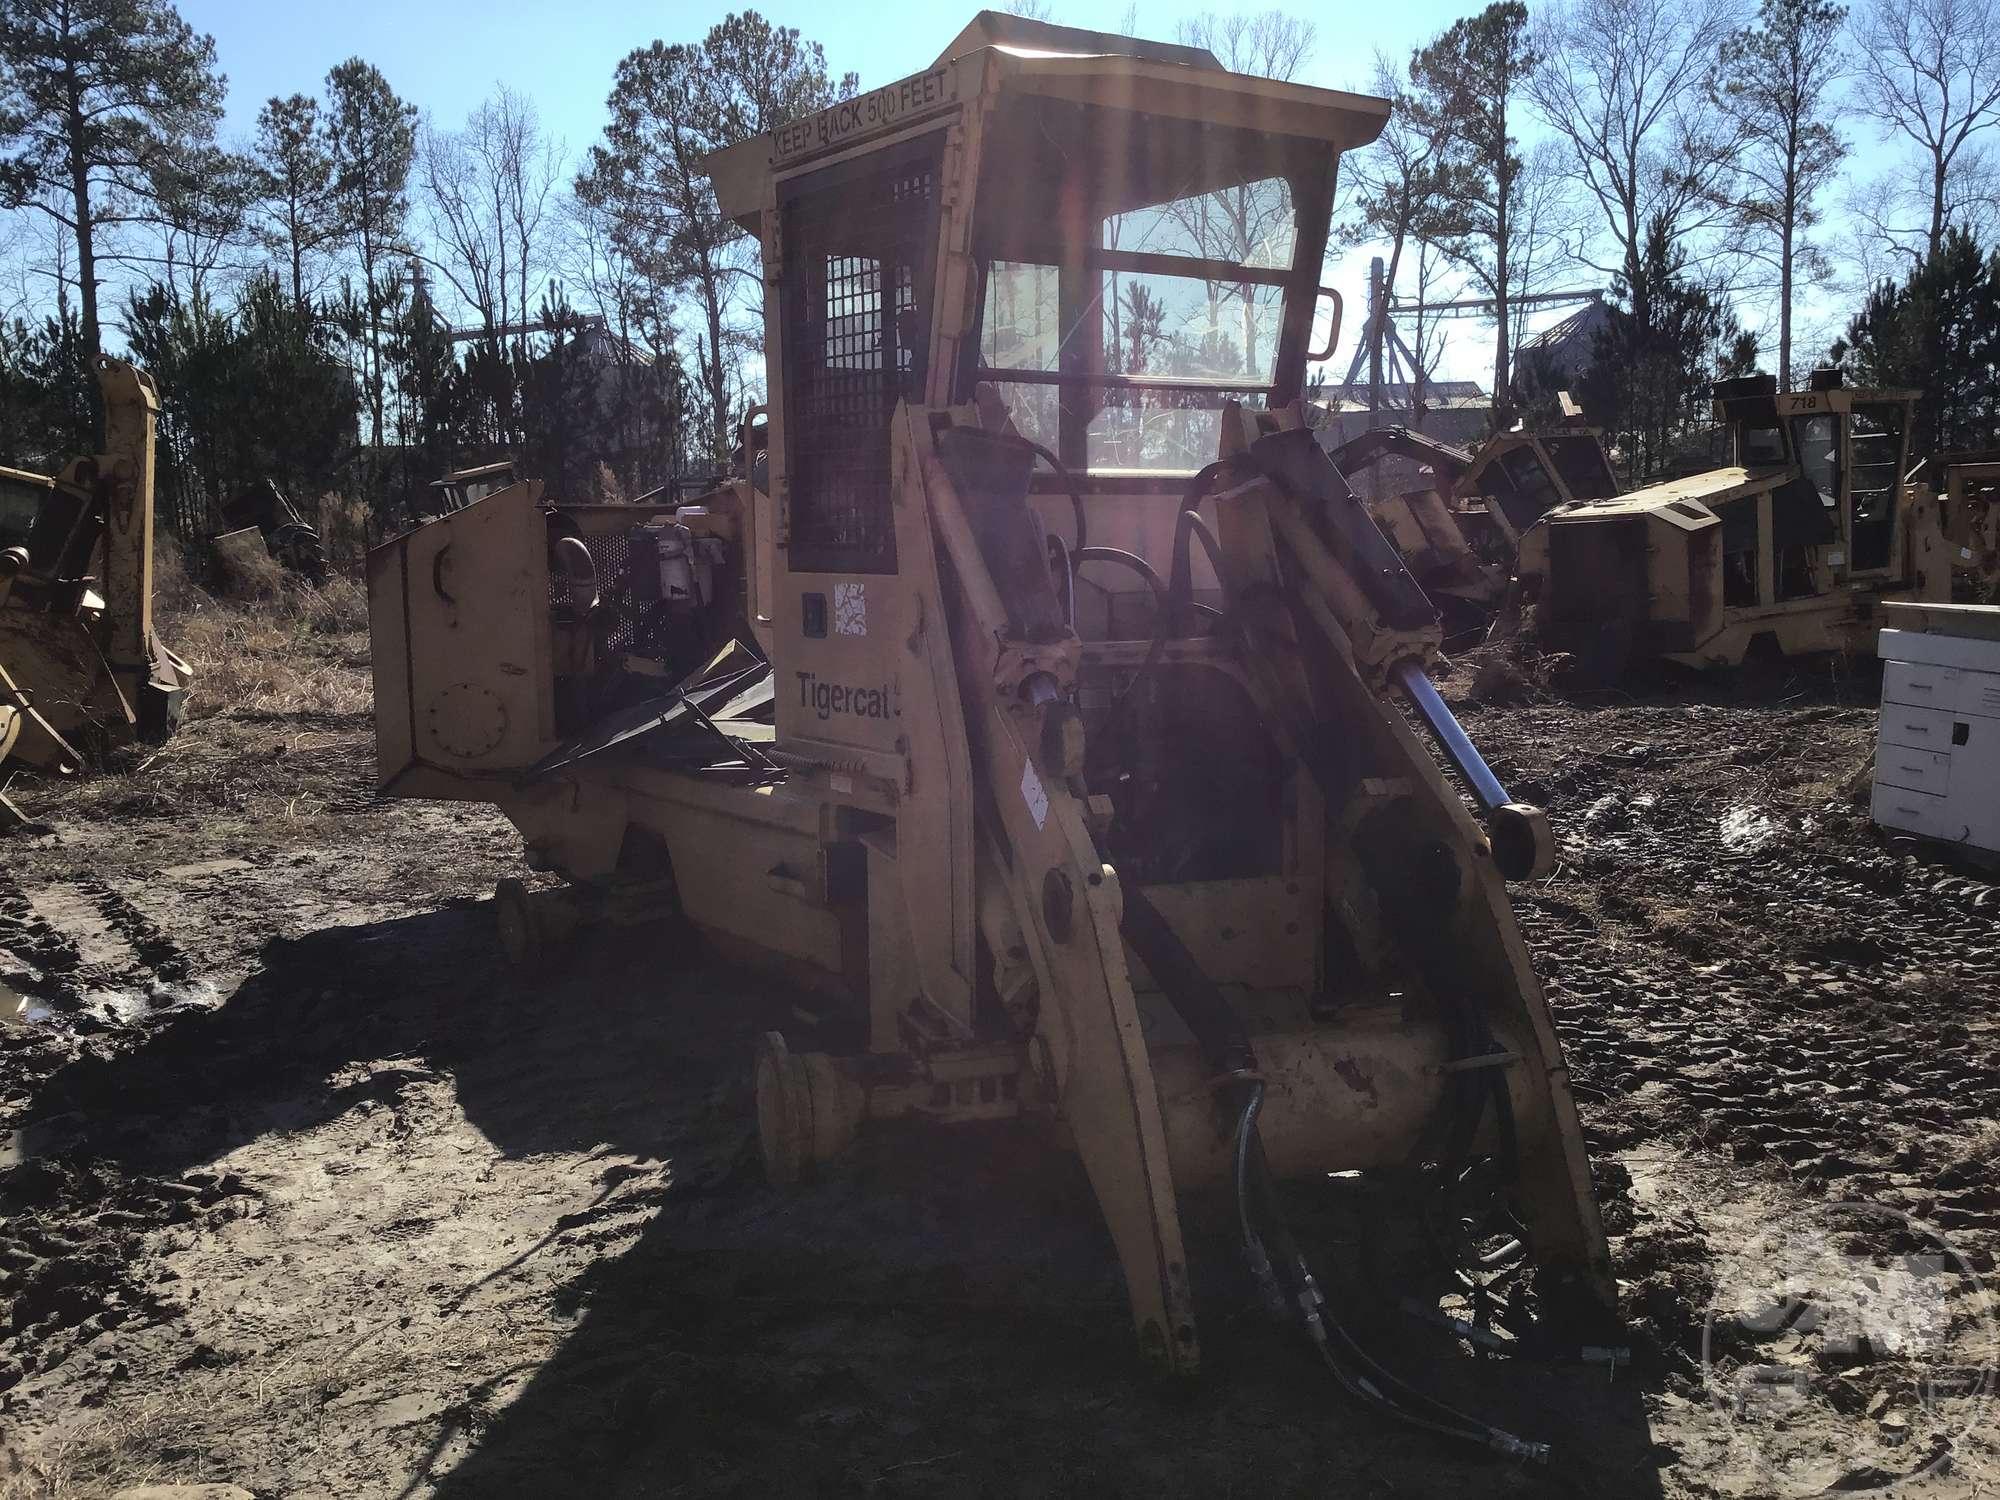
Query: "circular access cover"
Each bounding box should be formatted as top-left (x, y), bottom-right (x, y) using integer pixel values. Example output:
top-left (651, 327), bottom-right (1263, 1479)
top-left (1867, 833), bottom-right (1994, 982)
top-left (426, 681), bottom-right (509, 759)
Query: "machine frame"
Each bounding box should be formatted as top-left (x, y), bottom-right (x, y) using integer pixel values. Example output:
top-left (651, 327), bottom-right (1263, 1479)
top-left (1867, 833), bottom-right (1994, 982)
top-left (368, 14), bottom-right (1615, 1391)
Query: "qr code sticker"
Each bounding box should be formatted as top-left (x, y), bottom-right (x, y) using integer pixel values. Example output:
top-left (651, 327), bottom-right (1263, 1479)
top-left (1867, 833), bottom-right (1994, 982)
top-left (834, 581), bottom-right (867, 636)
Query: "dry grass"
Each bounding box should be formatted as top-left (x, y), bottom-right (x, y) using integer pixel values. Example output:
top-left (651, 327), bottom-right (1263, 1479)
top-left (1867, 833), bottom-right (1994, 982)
top-left (167, 579), bottom-right (370, 723)
top-left (314, 492), bottom-right (374, 573)
top-left (7, 554), bottom-right (376, 826)
top-left (0, 1349), bottom-right (360, 1500)
top-left (0, 1387), bottom-right (202, 1499)
top-left (1456, 640), bottom-right (1563, 706)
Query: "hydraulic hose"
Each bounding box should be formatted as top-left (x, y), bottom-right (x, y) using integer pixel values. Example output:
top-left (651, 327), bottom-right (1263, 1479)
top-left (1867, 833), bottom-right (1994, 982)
top-left (1119, 883), bottom-right (1253, 1077)
top-left (983, 430), bottom-right (1087, 554)
top-left (1073, 545), bottom-right (1173, 719)
top-left (1238, 1104), bottom-right (1550, 1464)
top-left (1046, 533), bottom-right (1075, 631)
top-left (1164, 461), bottom-right (1234, 609)
top-left (1168, 509), bottom-right (1231, 618)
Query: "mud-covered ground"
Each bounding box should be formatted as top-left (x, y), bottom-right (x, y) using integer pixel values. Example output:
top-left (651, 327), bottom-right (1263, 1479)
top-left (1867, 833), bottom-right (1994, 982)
top-left (1, 625), bottom-right (1996, 1499)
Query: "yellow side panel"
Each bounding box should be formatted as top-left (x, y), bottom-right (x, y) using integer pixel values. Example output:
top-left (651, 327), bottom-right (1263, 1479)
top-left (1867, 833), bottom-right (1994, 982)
top-left (366, 483), bottom-right (556, 785)
top-left (645, 796), bottom-right (845, 973)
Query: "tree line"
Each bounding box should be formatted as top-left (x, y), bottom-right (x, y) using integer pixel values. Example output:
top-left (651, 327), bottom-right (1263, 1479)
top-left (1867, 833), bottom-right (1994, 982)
top-left (1350, 0), bottom-right (2000, 473)
top-left (4, 0), bottom-right (2000, 542)
top-left (0, 1), bottom-right (847, 540)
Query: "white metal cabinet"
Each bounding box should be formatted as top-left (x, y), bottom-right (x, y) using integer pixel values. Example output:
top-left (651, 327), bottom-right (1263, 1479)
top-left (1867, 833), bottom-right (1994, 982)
top-left (1874, 614), bottom-right (2000, 853)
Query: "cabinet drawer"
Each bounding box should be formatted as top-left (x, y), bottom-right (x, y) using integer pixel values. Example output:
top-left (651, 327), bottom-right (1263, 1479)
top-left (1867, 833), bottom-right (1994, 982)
top-left (1872, 780), bottom-right (1949, 838)
top-left (1874, 745), bottom-right (1952, 795)
top-left (1883, 659), bottom-right (1959, 708)
top-left (1878, 703), bottom-right (1957, 751)
top-left (1962, 671), bottom-right (2000, 718)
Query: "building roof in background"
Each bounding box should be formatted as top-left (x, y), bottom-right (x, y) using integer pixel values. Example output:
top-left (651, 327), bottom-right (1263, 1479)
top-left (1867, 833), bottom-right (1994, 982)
top-left (1324, 379), bottom-right (1488, 412)
top-left (1519, 302), bottom-right (1613, 358)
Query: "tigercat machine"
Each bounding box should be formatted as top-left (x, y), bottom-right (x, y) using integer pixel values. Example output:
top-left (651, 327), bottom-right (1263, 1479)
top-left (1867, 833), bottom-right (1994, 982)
top-left (368, 14), bottom-right (1613, 1450)
top-left (1325, 413), bottom-right (1620, 623)
top-left (0, 357), bottom-right (190, 789)
top-left (1516, 372), bottom-right (1953, 669)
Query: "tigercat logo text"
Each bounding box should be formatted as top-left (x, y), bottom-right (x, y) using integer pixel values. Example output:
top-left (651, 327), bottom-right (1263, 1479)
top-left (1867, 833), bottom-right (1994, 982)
top-left (796, 671), bottom-right (899, 722)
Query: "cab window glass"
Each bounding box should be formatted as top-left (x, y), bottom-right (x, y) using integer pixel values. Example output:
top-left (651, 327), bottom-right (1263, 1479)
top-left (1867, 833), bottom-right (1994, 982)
top-left (1791, 414), bottom-right (1839, 507)
top-left (1741, 425), bottom-right (1787, 466)
top-left (1106, 178), bottom-right (1295, 269)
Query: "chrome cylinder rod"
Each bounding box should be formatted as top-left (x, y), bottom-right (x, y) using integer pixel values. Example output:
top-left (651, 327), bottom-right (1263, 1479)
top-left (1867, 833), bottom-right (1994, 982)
top-left (1392, 659), bottom-right (1510, 812)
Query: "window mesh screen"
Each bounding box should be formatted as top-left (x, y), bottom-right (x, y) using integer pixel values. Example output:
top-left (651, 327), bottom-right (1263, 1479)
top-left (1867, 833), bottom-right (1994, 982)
top-left (782, 142), bottom-right (941, 574)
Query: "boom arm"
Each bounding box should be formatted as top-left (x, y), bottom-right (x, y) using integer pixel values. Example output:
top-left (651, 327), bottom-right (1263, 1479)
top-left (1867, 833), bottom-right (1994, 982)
top-left (94, 357), bottom-right (161, 685)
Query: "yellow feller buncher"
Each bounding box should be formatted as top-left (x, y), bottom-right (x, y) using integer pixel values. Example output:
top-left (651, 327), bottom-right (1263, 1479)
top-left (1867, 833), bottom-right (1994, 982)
top-left (0, 357), bottom-right (189, 805)
top-left (1515, 372), bottom-right (1955, 671)
top-left (1915, 453), bottom-right (2000, 596)
top-left (367, 13), bottom-right (1613, 1455)
top-left (1324, 411), bottom-right (1620, 627)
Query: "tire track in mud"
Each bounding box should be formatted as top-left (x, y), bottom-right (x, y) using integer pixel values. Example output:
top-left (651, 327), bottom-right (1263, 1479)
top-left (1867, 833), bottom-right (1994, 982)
top-left (0, 868), bottom-right (203, 1024)
top-left (1527, 825), bottom-right (2000, 1241)
top-left (1458, 689), bottom-right (2000, 1428)
top-left (0, 872), bottom-right (240, 1401)
top-left (0, 869), bottom-right (87, 1012)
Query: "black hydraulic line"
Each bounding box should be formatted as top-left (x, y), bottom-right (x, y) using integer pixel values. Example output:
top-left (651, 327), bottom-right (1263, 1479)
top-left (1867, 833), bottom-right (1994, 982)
top-left (1234, 1082), bottom-right (1286, 1318)
top-left (1168, 508), bottom-right (1231, 620)
top-left (1120, 883), bottom-right (1254, 1076)
top-left (1163, 461), bottom-right (1232, 606)
top-left (1236, 1084), bottom-right (1265, 1248)
top-left (1244, 1144), bottom-right (1549, 1463)
top-left (984, 430), bottom-right (1088, 554)
top-left (1073, 545), bottom-right (1174, 717)
top-left (1046, 533), bottom-right (1075, 631)
top-left (1074, 544), bottom-right (1166, 602)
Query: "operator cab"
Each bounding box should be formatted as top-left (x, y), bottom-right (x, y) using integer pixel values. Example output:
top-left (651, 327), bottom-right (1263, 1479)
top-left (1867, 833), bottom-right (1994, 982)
top-left (429, 461), bottom-right (519, 517)
top-left (709, 14), bottom-right (1380, 896)
top-left (1713, 372), bottom-right (1918, 605)
top-left (712, 12), bottom-right (1379, 628)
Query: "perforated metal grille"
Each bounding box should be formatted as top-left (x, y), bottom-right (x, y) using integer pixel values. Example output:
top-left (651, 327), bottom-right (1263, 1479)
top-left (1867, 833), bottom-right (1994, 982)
top-left (551, 533), bottom-right (672, 659)
top-left (783, 143), bottom-right (941, 574)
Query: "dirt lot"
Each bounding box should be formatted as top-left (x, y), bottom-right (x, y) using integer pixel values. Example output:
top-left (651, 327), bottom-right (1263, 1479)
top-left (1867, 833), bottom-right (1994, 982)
top-left (1, 604), bottom-right (1997, 1499)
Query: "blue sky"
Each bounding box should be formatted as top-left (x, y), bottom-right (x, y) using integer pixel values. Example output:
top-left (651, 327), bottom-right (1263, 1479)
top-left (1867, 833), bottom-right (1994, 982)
top-left (180, 0), bottom-right (1398, 145)
top-left (172, 0), bottom-right (1913, 386)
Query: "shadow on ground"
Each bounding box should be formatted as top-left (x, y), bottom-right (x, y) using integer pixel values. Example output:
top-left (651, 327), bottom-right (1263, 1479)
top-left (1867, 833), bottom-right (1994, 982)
top-left (27, 900), bottom-right (1665, 1499)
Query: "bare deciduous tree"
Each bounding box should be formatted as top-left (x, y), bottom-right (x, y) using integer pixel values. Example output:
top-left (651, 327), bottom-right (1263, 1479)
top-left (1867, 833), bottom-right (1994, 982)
top-left (1176, 10), bottom-right (1317, 80)
top-left (1528, 0), bottom-right (1743, 327)
top-left (421, 88), bottom-right (562, 364)
top-left (1711, 0), bottom-right (1849, 383)
top-left (1344, 52), bottom-right (1458, 402)
top-left (139, 139), bottom-right (256, 304)
top-left (1851, 0), bottom-right (2000, 263)
top-left (1152, 14), bottom-right (1318, 378)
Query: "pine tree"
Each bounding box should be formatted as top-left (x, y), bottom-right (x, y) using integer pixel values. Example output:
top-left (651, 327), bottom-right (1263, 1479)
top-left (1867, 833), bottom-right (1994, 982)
top-left (1711, 0), bottom-right (1849, 384)
top-left (325, 58), bottom-right (416, 449)
top-left (1836, 230), bottom-right (2000, 454)
top-left (0, 0), bottom-right (226, 366)
top-left (253, 94), bottom-right (342, 311)
top-left (1581, 218), bottom-right (1758, 479)
top-left (577, 13), bottom-right (852, 460)
top-left (1405, 1), bottom-right (1540, 419)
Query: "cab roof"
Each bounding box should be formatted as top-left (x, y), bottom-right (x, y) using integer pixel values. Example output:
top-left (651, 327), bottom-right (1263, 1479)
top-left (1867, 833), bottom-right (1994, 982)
top-left (707, 12), bottom-right (1389, 233)
top-left (933, 11), bottom-right (1221, 69)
